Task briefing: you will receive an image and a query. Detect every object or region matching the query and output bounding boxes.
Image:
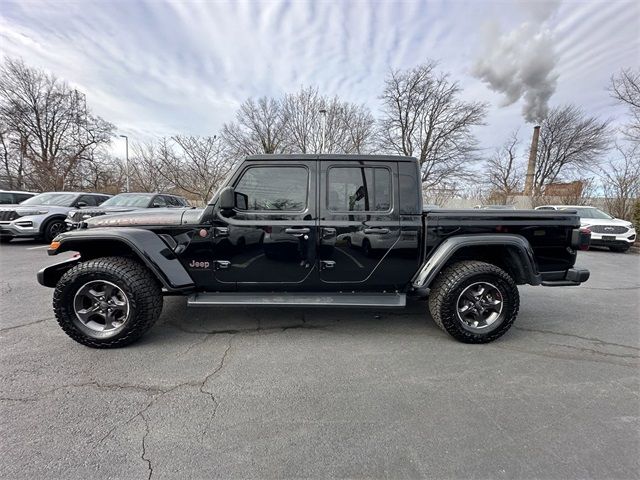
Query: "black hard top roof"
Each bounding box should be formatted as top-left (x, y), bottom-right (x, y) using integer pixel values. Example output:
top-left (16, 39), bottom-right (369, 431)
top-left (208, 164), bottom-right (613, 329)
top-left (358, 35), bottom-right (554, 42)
top-left (245, 154), bottom-right (417, 163)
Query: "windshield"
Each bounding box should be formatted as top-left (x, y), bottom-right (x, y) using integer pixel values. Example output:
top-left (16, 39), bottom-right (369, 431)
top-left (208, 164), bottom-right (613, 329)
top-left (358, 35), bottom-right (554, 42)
top-left (101, 194), bottom-right (154, 207)
top-left (561, 207), bottom-right (613, 219)
top-left (21, 193), bottom-right (76, 206)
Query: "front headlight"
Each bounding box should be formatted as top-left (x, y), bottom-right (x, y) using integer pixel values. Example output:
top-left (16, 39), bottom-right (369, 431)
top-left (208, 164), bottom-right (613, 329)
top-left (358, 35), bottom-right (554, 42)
top-left (18, 210), bottom-right (48, 216)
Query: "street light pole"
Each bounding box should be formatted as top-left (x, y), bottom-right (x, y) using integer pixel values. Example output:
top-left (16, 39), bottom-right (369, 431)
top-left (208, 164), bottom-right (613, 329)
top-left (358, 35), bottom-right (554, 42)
top-left (319, 108), bottom-right (327, 154)
top-left (119, 135), bottom-right (129, 192)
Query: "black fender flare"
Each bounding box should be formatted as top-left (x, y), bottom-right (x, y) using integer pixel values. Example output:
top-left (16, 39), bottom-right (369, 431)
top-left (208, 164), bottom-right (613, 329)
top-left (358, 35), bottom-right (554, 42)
top-left (411, 234), bottom-right (541, 292)
top-left (38, 228), bottom-right (194, 291)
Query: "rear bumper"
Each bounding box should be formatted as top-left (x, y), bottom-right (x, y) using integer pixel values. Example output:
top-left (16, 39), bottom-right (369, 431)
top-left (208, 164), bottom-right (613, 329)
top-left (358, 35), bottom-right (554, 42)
top-left (541, 267), bottom-right (590, 286)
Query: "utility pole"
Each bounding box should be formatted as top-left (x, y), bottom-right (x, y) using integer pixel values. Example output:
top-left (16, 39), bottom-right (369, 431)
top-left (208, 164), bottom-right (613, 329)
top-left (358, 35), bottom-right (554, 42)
top-left (119, 135), bottom-right (130, 192)
top-left (320, 108), bottom-right (327, 154)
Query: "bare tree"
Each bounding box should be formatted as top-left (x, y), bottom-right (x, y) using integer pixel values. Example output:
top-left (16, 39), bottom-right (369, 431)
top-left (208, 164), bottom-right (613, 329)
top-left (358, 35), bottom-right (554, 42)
top-left (281, 86), bottom-right (375, 154)
top-left (160, 136), bottom-right (234, 203)
top-left (610, 68), bottom-right (640, 142)
top-left (0, 121), bottom-right (26, 189)
top-left (0, 57), bottom-right (114, 191)
top-left (485, 130), bottom-right (523, 204)
top-left (533, 105), bottom-right (610, 194)
top-left (222, 97), bottom-right (289, 157)
top-left (600, 142), bottom-right (640, 220)
top-left (378, 61), bottom-right (487, 188)
top-left (130, 139), bottom-right (176, 192)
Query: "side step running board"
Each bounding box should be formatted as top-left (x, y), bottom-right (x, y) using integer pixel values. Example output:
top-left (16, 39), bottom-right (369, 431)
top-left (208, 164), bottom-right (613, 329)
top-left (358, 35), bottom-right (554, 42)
top-left (187, 292), bottom-right (406, 308)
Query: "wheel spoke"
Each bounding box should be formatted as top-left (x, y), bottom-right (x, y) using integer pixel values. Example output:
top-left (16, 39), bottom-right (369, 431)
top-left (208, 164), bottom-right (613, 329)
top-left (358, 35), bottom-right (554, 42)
top-left (74, 280), bottom-right (129, 334)
top-left (456, 281), bottom-right (505, 331)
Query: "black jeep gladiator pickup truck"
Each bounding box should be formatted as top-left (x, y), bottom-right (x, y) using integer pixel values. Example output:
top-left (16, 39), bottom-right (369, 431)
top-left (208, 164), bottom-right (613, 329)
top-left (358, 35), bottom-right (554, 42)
top-left (37, 154), bottom-right (591, 348)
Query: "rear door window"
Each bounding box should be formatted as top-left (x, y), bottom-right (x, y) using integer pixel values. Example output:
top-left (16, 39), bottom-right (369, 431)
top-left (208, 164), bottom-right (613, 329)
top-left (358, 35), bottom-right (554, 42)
top-left (327, 167), bottom-right (391, 212)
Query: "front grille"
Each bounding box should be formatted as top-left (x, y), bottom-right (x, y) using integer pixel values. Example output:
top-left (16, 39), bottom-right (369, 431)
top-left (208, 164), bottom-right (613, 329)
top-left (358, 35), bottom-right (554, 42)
top-left (0, 210), bottom-right (20, 221)
top-left (589, 225), bottom-right (628, 234)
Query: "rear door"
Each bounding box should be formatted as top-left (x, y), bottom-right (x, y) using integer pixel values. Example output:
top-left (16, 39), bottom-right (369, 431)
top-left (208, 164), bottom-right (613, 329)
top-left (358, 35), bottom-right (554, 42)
top-left (213, 160), bottom-right (317, 287)
top-left (318, 160), bottom-right (400, 286)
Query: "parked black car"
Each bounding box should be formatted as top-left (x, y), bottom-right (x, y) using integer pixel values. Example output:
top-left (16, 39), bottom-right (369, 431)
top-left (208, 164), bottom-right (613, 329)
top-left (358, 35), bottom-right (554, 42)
top-left (65, 192), bottom-right (190, 229)
top-left (38, 154), bottom-right (591, 348)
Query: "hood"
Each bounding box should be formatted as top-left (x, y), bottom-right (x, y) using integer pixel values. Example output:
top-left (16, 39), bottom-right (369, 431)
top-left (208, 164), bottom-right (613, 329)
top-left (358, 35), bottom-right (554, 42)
top-left (86, 208), bottom-right (203, 228)
top-left (70, 206), bottom-right (142, 216)
top-left (580, 217), bottom-right (633, 228)
top-left (0, 204), bottom-right (71, 213)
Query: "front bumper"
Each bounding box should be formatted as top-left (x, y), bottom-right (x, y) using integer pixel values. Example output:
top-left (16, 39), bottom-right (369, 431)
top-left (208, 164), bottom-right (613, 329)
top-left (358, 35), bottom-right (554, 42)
top-left (588, 230), bottom-right (636, 247)
top-left (0, 220), bottom-right (41, 238)
top-left (541, 267), bottom-right (590, 286)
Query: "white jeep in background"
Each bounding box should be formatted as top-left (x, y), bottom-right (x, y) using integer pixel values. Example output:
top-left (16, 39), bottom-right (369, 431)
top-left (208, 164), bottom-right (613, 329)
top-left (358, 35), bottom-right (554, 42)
top-left (535, 205), bottom-right (636, 252)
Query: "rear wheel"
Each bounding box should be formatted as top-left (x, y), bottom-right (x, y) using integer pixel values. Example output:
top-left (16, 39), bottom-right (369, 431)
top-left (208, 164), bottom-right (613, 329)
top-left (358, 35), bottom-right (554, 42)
top-left (53, 257), bottom-right (163, 348)
top-left (428, 260), bottom-right (519, 343)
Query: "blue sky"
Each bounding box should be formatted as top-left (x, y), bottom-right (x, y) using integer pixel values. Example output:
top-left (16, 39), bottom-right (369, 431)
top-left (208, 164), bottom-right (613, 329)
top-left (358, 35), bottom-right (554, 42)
top-left (1, 0), bottom-right (638, 159)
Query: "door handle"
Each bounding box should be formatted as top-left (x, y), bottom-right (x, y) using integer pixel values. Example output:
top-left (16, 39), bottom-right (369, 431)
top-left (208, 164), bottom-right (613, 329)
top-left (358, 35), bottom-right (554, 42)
top-left (285, 227), bottom-right (311, 236)
top-left (320, 260), bottom-right (336, 270)
top-left (363, 228), bottom-right (390, 235)
top-left (321, 227), bottom-right (336, 239)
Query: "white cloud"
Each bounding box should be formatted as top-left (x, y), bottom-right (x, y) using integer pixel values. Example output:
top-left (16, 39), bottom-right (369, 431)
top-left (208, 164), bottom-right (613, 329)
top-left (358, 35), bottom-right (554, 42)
top-left (0, 0), bottom-right (637, 152)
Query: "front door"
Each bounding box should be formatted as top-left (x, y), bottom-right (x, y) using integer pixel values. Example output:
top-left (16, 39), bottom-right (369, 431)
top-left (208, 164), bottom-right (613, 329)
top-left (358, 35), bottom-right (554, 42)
top-left (213, 160), bottom-right (317, 288)
top-left (318, 160), bottom-right (401, 287)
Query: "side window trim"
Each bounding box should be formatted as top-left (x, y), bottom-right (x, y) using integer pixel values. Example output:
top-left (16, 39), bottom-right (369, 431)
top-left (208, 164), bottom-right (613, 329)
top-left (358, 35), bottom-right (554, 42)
top-left (233, 164), bottom-right (310, 214)
top-left (326, 165), bottom-right (393, 213)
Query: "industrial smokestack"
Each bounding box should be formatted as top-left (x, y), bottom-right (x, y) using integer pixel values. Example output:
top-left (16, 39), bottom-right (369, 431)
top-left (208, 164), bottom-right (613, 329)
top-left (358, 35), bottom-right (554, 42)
top-left (524, 125), bottom-right (541, 196)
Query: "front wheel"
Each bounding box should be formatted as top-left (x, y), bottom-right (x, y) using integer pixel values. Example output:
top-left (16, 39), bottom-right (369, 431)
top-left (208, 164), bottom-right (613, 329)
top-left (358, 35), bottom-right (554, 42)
top-left (43, 218), bottom-right (66, 243)
top-left (428, 260), bottom-right (519, 343)
top-left (53, 257), bottom-right (163, 348)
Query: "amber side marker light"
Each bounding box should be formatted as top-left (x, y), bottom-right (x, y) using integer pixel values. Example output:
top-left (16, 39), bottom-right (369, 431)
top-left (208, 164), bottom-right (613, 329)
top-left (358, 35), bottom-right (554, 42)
top-left (49, 241), bottom-right (61, 251)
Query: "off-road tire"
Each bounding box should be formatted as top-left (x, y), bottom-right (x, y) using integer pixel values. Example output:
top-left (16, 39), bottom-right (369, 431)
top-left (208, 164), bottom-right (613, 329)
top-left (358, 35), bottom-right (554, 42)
top-left (53, 257), bottom-right (162, 348)
top-left (43, 218), bottom-right (66, 243)
top-left (428, 260), bottom-right (519, 343)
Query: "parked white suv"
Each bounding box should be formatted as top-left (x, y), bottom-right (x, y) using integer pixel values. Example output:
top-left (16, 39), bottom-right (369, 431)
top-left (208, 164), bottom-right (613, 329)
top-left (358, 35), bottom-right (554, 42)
top-left (535, 205), bottom-right (636, 252)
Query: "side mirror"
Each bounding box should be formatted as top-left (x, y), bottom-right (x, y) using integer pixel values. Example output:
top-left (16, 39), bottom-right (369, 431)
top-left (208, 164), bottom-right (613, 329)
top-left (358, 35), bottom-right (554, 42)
top-left (76, 201), bottom-right (88, 208)
top-left (234, 192), bottom-right (248, 210)
top-left (219, 186), bottom-right (235, 211)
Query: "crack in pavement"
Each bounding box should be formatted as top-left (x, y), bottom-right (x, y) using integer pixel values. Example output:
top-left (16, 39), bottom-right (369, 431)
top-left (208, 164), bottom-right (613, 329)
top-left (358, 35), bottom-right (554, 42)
top-left (513, 326), bottom-right (640, 351)
top-left (140, 411), bottom-right (153, 480)
top-left (2, 380), bottom-right (169, 403)
top-left (550, 343), bottom-right (640, 360)
top-left (0, 317), bottom-right (50, 333)
top-left (199, 340), bottom-right (233, 440)
top-left (89, 339), bottom-right (236, 478)
top-left (491, 344), bottom-right (637, 367)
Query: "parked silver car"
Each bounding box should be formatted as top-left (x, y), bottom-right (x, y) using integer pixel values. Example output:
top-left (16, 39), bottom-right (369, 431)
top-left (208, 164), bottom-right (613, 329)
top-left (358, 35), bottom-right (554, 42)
top-left (0, 192), bottom-right (110, 243)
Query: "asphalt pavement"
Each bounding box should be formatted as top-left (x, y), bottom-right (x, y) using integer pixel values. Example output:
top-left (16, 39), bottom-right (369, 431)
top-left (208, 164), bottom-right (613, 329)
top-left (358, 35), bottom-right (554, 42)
top-left (1, 240), bottom-right (639, 479)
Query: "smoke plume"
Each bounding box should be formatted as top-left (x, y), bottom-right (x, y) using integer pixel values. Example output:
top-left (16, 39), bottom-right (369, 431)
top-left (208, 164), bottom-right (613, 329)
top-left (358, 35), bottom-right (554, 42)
top-left (473, 5), bottom-right (559, 123)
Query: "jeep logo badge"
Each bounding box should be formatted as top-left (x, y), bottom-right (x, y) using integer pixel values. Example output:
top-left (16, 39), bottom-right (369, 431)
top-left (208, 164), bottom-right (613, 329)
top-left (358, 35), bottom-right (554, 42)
top-left (189, 260), bottom-right (210, 269)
